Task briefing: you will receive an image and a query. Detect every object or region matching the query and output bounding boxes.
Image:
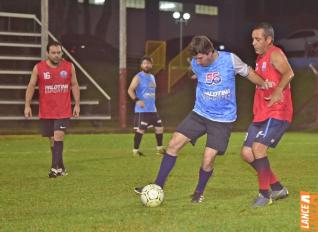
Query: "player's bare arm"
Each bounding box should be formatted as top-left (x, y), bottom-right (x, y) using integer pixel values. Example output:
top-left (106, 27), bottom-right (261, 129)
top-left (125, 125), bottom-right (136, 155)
top-left (266, 51), bottom-right (294, 106)
top-left (190, 70), bottom-right (197, 80)
top-left (71, 64), bottom-right (80, 117)
top-left (128, 76), bottom-right (144, 108)
top-left (24, 65), bottom-right (39, 118)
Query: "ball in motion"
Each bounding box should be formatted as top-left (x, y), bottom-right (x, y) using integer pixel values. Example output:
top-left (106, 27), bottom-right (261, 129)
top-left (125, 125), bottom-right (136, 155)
top-left (140, 184), bottom-right (164, 207)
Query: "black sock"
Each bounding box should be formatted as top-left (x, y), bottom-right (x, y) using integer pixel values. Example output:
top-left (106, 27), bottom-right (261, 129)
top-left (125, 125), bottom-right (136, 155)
top-left (155, 133), bottom-right (163, 147)
top-left (271, 182), bottom-right (283, 191)
top-left (260, 189), bottom-right (270, 199)
top-left (52, 141), bottom-right (63, 169)
top-left (50, 146), bottom-right (54, 168)
top-left (249, 160), bottom-right (257, 171)
top-left (134, 132), bottom-right (143, 149)
top-left (58, 149), bottom-right (65, 170)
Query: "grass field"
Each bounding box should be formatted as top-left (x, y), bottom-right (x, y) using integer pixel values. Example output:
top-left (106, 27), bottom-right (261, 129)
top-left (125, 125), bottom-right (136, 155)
top-left (1, 132), bottom-right (317, 231)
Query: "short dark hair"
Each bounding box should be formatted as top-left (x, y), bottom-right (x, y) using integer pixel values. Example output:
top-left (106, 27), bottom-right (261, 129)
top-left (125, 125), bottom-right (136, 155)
top-left (189, 35), bottom-right (214, 56)
top-left (253, 22), bottom-right (275, 41)
top-left (141, 55), bottom-right (153, 64)
top-left (46, 40), bottom-right (62, 52)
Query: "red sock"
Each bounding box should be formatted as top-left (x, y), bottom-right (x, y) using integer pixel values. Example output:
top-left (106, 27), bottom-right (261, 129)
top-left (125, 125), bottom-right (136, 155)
top-left (254, 157), bottom-right (271, 197)
top-left (269, 169), bottom-right (279, 185)
top-left (258, 168), bottom-right (271, 191)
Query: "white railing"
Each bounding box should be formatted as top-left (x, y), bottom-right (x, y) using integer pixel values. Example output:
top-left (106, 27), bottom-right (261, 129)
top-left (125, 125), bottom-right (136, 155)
top-left (0, 12), bottom-right (111, 101)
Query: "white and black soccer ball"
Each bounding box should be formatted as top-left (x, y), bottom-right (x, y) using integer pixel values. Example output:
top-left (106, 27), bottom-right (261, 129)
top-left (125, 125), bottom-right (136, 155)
top-left (140, 184), bottom-right (164, 207)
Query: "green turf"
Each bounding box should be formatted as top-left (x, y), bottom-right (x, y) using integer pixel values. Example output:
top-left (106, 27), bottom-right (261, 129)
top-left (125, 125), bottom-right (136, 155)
top-left (1, 133), bottom-right (317, 231)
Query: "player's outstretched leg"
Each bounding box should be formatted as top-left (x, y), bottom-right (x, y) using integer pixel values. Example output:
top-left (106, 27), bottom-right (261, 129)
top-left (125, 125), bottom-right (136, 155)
top-left (134, 132), bottom-right (189, 194)
top-left (134, 153), bottom-right (176, 194)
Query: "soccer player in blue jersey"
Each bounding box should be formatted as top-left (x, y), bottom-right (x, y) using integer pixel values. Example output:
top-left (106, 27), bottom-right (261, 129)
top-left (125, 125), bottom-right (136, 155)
top-left (135, 36), bottom-right (271, 203)
top-left (128, 56), bottom-right (165, 157)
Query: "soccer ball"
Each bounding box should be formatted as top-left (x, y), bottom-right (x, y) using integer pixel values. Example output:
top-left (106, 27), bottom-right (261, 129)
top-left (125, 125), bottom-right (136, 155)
top-left (140, 184), bottom-right (164, 207)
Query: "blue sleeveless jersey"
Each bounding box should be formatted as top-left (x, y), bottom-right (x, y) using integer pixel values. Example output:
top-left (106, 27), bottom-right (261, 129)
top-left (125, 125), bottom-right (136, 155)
top-left (191, 51), bottom-right (245, 122)
top-left (134, 71), bottom-right (157, 113)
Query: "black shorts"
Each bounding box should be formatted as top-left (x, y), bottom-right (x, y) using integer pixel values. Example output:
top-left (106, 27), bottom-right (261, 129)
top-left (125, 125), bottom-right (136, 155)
top-left (133, 112), bottom-right (163, 131)
top-left (176, 111), bottom-right (233, 155)
top-left (243, 118), bottom-right (290, 148)
top-left (40, 118), bottom-right (70, 137)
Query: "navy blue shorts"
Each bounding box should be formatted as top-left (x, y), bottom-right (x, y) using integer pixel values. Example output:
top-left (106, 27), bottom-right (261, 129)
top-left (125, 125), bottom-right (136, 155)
top-left (176, 111), bottom-right (233, 155)
top-left (243, 118), bottom-right (290, 148)
top-left (41, 118), bottom-right (70, 137)
top-left (133, 112), bottom-right (163, 131)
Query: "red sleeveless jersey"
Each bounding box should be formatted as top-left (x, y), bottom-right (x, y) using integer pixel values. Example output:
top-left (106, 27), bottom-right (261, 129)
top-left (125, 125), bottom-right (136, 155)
top-left (253, 45), bottom-right (293, 122)
top-left (37, 60), bottom-right (72, 119)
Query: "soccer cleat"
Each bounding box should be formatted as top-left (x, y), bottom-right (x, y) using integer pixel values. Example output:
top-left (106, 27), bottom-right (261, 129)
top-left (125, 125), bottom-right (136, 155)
top-left (48, 168), bottom-right (58, 178)
top-left (252, 193), bottom-right (273, 208)
top-left (134, 186), bottom-right (144, 195)
top-left (133, 149), bottom-right (145, 157)
top-left (191, 191), bottom-right (204, 203)
top-left (271, 187), bottom-right (289, 201)
top-left (57, 168), bottom-right (68, 177)
top-left (156, 147), bottom-right (166, 156)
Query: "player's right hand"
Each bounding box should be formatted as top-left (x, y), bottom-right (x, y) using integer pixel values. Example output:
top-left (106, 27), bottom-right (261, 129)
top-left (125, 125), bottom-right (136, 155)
top-left (137, 100), bottom-right (145, 108)
top-left (261, 79), bottom-right (275, 89)
top-left (24, 106), bottom-right (32, 118)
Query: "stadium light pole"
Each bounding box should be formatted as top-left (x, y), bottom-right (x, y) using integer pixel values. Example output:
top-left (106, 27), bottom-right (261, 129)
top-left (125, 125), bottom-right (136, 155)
top-left (119, 0), bottom-right (127, 129)
top-left (41, 0), bottom-right (49, 59)
top-left (172, 12), bottom-right (191, 65)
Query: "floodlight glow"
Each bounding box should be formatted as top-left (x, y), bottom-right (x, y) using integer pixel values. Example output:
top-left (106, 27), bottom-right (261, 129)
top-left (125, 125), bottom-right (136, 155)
top-left (172, 11), bottom-right (181, 19)
top-left (182, 13), bottom-right (191, 20)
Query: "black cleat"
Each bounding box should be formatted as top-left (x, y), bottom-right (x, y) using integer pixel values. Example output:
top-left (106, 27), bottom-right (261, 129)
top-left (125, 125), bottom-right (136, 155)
top-left (191, 191), bottom-right (204, 203)
top-left (271, 187), bottom-right (289, 201)
top-left (48, 168), bottom-right (58, 178)
top-left (134, 186), bottom-right (144, 194)
top-left (57, 168), bottom-right (68, 176)
top-left (133, 150), bottom-right (145, 157)
top-left (156, 148), bottom-right (166, 156)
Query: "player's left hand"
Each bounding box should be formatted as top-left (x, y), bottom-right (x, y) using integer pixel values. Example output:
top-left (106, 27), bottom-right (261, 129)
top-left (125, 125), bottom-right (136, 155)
top-left (265, 87), bottom-right (284, 107)
top-left (190, 75), bottom-right (197, 80)
top-left (73, 105), bottom-right (80, 118)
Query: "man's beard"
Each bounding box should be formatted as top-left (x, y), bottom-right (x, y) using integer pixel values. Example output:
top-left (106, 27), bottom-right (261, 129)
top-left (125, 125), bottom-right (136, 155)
top-left (49, 58), bottom-right (60, 66)
top-left (142, 68), bottom-right (151, 73)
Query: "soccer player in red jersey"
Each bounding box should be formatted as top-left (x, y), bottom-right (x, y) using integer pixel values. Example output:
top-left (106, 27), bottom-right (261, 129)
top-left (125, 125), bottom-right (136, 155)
top-left (24, 41), bottom-right (80, 178)
top-left (241, 23), bottom-right (294, 207)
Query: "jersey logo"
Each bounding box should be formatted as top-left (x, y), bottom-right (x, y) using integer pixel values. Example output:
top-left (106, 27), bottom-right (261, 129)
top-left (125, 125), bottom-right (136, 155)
top-left (59, 70), bottom-right (68, 78)
top-left (256, 130), bottom-right (265, 138)
top-left (261, 62), bottom-right (267, 72)
top-left (43, 72), bottom-right (51, 80)
top-left (205, 72), bottom-right (221, 86)
top-left (148, 82), bottom-right (156, 88)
